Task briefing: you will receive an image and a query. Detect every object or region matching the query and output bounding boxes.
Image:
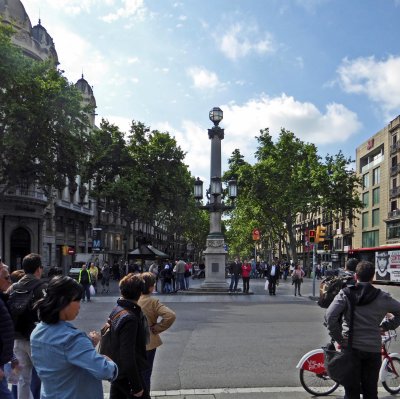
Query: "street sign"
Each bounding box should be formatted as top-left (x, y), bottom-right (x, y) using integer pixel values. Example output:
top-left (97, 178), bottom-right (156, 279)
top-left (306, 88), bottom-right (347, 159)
top-left (92, 228), bottom-right (102, 250)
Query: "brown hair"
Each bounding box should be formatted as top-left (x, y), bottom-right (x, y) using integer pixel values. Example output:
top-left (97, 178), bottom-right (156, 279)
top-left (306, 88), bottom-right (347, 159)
top-left (119, 273), bottom-right (144, 301)
top-left (356, 261), bottom-right (375, 282)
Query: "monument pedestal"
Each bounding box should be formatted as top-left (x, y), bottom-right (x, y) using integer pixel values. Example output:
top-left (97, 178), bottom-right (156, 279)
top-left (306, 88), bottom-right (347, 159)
top-left (200, 235), bottom-right (228, 290)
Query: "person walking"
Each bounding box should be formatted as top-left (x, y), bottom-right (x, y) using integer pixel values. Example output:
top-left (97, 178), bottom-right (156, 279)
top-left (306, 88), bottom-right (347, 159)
top-left (325, 261), bottom-right (400, 399)
top-left (292, 263), bottom-right (305, 296)
top-left (101, 262), bottom-right (111, 293)
top-left (109, 273), bottom-right (150, 399)
top-left (241, 259), bottom-right (251, 294)
top-left (174, 260), bottom-right (186, 291)
top-left (266, 258), bottom-right (280, 296)
top-left (78, 264), bottom-right (92, 302)
top-left (8, 253), bottom-right (47, 399)
top-left (89, 263), bottom-right (99, 293)
top-left (228, 257), bottom-right (242, 293)
top-left (31, 276), bottom-right (117, 399)
top-left (139, 273), bottom-right (176, 393)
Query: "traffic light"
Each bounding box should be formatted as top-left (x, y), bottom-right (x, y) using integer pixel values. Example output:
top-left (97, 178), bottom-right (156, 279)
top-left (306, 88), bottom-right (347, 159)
top-left (309, 230), bottom-right (316, 243)
top-left (62, 245), bottom-right (68, 256)
top-left (316, 225), bottom-right (327, 243)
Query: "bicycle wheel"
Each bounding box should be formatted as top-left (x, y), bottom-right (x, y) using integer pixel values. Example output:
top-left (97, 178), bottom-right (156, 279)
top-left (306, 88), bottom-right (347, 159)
top-left (382, 355), bottom-right (400, 394)
top-left (299, 369), bottom-right (339, 396)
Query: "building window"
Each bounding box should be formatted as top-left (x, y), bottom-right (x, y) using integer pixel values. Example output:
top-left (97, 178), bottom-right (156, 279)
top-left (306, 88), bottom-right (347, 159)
top-left (363, 173), bottom-right (369, 189)
top-left (372, 209), bottom-right (380, 227)
top-left (388, 222), bottom-right (400, 239)
top-left (56, 216), bottom-right (63, 232)
top-left (362, 212), bottom-right (369, 229)
top-left (392, 200), bottom-right (397, 211)
top-left (362, 230), bottom-right (379, 247)
top-left (372, 187), bottom-right (380, 206)
top-left (362, 192), bottom-right (369, 207)
top-left (372, 167), bottom-right (380, 185)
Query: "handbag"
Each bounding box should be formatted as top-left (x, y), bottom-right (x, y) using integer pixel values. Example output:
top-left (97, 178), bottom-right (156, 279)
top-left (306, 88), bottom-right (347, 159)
top-left (89, 284), bottom-right (96, 296)
top-left (323, 288), bottom-right (356, 386)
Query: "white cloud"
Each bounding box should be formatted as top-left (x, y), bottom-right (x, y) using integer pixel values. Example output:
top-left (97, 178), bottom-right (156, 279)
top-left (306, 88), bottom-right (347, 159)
top-left (127, 57), bottom-right (140, 64)
top-left (222, 95), bottom-right (361, 149)
top-left (337, 55), bottom-right (400, 116)
top-left (219, 23), bottom-right (274, 61)
top-left (152, 95), bottom-right (361, 179)
top-left (47, 25), bottom-right (110, 86)
top-left (187, 67), bottom-right (220, 90)
top-left (101, 0), bottom-right (145, 22)
top-left (24, 0), bottom-right (100, 16)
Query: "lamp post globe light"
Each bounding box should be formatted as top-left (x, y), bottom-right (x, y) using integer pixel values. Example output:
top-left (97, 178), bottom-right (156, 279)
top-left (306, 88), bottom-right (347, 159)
top-left (193, 107), bottom-right (237, 291)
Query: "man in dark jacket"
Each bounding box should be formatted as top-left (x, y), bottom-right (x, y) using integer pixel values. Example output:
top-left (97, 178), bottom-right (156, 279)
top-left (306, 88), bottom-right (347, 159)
top-left (9, 253), bottom-right (46, 399)
top-left (229, 257), bottom-right (242, 293)
top-left (266, 258), bottom-right (280, 295)
top-left (78, 263), bottom-right (92, 302)
top-left (0, 263), bottom-right (14, 398)
top-left (110, 273), bottom-right (149, 399)
top-left (325, 261), bottom-right (400, 399)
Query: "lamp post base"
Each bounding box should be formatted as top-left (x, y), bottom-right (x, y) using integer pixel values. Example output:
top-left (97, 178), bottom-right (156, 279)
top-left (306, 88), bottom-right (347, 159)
top-left (200, 236), bottom-right (228, 290)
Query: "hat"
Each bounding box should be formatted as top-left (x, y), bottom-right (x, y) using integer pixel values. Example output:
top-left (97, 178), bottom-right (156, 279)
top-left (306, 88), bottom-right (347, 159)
top-left (377, 252), bottom-right (390, 259)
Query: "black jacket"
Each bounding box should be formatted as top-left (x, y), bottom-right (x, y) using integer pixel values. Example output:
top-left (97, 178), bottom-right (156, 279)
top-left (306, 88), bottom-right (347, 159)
top-left (110, 298), bottom-right (149, 395)
top-left (0, 292), bottom-right (14, 365)
top-left (229, 261), bottom-right (242, 276)
top-left (266, 264), bottom-right (280, 280)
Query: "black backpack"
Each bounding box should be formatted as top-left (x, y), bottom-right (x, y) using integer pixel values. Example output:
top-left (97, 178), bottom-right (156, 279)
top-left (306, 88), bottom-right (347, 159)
top-left (318, 275), bottom-right (354, 308)
top-left (8, 279), bottom-right (43, 338)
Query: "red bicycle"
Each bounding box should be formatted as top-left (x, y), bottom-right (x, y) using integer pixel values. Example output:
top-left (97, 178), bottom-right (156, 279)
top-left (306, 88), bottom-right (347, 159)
top-left (296, 330), bottom-right (400, 396)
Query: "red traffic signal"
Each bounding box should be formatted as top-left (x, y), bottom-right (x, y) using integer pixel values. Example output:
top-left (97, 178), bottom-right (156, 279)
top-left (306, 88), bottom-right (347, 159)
top-left (309, 230), bottom-right (316, 243)
top-left (252, 228), bottom-right (260, 241)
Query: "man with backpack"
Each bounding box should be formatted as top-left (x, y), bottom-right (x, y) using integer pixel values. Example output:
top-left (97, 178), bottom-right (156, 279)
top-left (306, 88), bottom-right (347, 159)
top-left (8, 253), bottom-right (46, 399)
top-left (325, 261), bottom-right (400, 399)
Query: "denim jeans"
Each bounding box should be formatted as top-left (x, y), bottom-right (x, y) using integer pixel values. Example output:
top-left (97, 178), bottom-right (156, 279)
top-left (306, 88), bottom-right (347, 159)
top-left (229, 275), bottom-right (239, 291)
top-left (0, 365), bottom-right (13, 399)
top-left (14, 339), bottom-right (34, 399)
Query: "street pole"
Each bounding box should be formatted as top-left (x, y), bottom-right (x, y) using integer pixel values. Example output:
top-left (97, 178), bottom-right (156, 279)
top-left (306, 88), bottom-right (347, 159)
top-left (312, 243), bottom-right (316, 297)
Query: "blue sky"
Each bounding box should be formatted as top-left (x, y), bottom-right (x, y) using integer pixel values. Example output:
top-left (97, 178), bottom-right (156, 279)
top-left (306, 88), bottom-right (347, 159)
top-left (22, 0), bottom-right (400, 181)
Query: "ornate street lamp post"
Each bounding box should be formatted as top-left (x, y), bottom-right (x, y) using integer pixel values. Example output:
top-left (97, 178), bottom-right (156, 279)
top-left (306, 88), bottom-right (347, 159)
top-left (193, 107), bottom-right (237, 290)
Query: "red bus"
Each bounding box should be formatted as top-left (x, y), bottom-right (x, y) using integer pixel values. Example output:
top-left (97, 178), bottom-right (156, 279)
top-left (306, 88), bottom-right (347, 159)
top-left (348, 245), bottom-right (400, 285)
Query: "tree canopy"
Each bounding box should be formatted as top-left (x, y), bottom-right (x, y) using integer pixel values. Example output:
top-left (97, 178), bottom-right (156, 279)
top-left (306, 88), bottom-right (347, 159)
top-left (0, 23), bottom-right (91, 196)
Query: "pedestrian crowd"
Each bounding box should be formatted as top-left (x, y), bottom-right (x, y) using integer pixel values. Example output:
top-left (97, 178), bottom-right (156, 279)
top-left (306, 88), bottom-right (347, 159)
top-left (227, 256), bottom-right (306, 296)
top-left (0, 253), bottom-right (176, 399)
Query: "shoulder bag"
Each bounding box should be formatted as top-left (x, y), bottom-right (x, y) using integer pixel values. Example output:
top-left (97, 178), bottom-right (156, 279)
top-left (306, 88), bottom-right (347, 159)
top-left (323, 288), bottom-right (356, 386)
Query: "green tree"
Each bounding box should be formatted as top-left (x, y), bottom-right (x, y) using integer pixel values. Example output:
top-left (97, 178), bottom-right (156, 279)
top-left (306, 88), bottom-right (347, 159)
top-left (0, 23), bottom-right (90, 196)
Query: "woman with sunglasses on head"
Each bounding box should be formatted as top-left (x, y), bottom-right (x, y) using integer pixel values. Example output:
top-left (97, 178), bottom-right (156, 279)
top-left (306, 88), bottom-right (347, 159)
top-left (30, 276), bottom-right (118, 399)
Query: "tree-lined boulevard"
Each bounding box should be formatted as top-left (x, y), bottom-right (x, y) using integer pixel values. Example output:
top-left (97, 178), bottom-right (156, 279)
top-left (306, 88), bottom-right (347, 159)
top-left (74, 278), bottom-right (400, 398)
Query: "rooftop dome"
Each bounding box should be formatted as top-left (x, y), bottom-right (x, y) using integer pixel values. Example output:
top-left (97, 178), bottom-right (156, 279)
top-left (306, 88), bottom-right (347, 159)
top-left (75, 74), bottom-right (94, 97)
top-left (0, 0), bottom-right (32, 31)
top-left (32, 19), bottom-right (58, 63)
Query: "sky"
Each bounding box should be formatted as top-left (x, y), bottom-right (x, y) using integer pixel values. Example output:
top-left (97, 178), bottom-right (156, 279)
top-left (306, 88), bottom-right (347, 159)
top-left (21, 0), bottom-right (400, 183)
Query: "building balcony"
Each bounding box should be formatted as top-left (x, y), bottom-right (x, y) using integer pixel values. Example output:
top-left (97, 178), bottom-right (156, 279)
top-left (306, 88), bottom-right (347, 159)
top-left (361, 154), bottom-right (384, 174)
top-left (391, 164), bottom-right (400, 176)
top-left (387, 209), bottom-right (400, 220)
top-left (390, 186), bottom-right (400, 199)
top-left (390, 141), bottom-right (400, 155)
top-left (55, 199), bottom-right (94, 216)
top-left (343, 226), bottom-right (354, 235)
top-left (3, 186), bottom-right (48, 203)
